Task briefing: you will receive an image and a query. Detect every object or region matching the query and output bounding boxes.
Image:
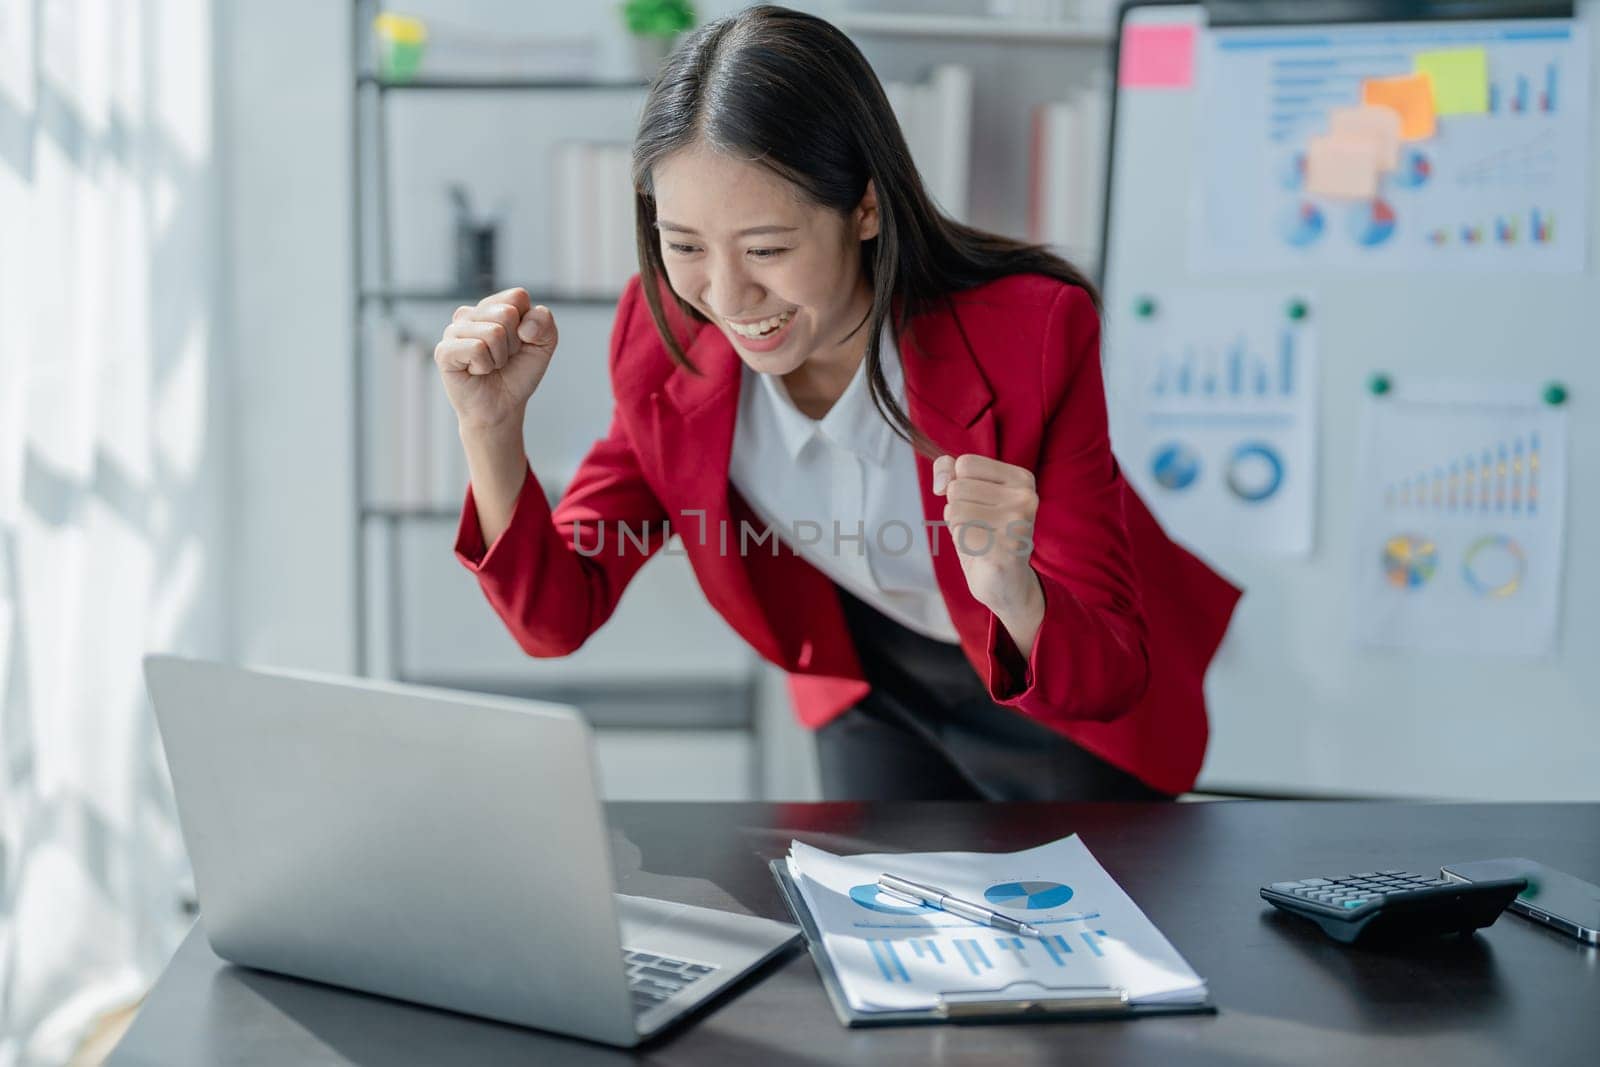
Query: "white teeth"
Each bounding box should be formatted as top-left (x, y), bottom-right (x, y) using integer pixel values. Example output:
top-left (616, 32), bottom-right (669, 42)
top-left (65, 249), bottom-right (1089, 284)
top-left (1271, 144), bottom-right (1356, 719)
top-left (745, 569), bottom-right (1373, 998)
top-left (728, 309), bottom-right (793, 338)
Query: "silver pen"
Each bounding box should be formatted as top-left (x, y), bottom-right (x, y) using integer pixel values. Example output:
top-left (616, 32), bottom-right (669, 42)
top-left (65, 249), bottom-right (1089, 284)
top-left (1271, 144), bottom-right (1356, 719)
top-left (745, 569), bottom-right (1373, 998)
top-left (877, 873), bottom-right (1044, 937)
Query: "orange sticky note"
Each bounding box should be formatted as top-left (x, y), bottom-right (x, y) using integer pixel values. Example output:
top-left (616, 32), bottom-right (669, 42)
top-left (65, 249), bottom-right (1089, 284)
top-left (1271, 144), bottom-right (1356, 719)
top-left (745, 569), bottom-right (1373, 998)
top-left (1328, 105), bottom-right (1401, 170)
top-left (1362, 73), bottom-right (1436, 140)
top-left (1305, 134), bottom-right (1382, 200)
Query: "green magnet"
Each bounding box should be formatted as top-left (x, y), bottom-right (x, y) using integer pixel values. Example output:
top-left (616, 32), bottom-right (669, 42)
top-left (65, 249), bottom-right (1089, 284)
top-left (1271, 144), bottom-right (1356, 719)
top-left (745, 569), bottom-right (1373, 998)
top-left (1543, 382), bottom-right (1568, 406)
top-left (1368, 373), bottom-right (1392, 396)
top-left (1134, 296), bottom-right (1157, 319)
top-left (1286, 299), bottom-right (1309, 321)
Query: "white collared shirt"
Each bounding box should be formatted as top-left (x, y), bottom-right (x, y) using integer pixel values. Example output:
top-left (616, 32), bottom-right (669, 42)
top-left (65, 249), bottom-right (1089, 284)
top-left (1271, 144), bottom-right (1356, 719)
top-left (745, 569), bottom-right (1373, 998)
top-left (728, 325), bottom-right (961, 644)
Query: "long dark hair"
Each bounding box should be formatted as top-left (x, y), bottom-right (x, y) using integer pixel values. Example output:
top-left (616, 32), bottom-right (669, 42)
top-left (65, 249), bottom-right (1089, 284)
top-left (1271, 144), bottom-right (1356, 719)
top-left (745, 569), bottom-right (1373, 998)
top-left (630, 4), bottom-right (1099, 455)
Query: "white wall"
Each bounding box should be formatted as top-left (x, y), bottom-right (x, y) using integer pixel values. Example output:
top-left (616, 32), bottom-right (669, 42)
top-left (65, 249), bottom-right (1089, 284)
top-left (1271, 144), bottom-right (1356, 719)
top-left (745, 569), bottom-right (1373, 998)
top-left (221, 0), bottom-right (356, 674)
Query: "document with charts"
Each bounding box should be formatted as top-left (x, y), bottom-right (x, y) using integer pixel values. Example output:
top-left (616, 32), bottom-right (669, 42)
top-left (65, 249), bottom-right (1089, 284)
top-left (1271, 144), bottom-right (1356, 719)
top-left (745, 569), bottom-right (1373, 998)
top-left (1192, 16), bottom-right (1591, 273)
top-left (785, 835), bottom-right (1207, 1013)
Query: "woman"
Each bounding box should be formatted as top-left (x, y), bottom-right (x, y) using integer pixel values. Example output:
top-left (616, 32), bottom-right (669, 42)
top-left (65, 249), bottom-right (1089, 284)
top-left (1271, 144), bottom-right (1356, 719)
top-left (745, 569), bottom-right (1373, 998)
top-left (435, 5), bottom-right (1240, 802)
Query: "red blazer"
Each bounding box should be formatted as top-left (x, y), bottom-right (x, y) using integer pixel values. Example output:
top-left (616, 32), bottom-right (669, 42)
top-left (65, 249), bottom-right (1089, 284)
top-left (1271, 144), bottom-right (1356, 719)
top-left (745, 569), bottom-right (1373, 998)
top-left (455, 273), bottom-right (1241, 795)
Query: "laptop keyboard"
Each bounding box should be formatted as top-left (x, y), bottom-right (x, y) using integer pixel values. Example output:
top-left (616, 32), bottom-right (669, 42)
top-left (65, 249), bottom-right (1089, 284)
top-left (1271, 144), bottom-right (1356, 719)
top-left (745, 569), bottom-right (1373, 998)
top-left (621, 949), bottom-right (719, 1015)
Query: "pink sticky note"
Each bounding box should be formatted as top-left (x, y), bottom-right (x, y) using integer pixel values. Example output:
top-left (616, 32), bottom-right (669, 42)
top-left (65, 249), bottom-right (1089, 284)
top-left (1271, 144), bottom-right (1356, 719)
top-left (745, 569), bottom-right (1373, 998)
top-left (1120, 25), bottom-right (1196, 89)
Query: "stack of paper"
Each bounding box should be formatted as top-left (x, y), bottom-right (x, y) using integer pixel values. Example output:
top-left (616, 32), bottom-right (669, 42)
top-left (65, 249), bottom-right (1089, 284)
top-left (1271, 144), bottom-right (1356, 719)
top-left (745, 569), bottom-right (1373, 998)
top-left (785, 835), bottom-right (1207, 1014)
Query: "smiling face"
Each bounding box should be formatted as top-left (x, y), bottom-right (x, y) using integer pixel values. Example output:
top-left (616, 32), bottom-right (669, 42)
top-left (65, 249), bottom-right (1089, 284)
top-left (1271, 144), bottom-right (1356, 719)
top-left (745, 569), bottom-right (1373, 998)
top-left (650, 143), bottom-right (879, 380)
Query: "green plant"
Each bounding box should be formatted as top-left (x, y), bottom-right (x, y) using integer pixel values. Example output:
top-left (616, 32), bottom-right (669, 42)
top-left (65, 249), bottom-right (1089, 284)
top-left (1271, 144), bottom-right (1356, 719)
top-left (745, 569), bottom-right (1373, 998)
top-left (620, 0), bottom-right (695, 38)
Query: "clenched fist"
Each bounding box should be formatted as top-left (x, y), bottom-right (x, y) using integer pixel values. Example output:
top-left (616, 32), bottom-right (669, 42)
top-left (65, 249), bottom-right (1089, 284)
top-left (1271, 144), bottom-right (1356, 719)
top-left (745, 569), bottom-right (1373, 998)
top-left (434, 287), bottom-right (559, 432)
top-left (933, 453), bottom-right (1041, 612)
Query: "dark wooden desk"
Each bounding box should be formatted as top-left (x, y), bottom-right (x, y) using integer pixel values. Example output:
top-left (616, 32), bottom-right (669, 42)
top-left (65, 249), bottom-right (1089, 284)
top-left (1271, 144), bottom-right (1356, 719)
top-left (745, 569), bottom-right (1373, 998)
top-left (109, 802), bottom-right (1599, 1066)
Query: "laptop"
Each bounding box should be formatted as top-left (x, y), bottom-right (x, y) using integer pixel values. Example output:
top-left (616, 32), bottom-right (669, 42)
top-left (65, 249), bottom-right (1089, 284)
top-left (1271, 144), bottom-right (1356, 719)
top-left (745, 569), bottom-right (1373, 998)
top-left (142, 654), bottom-right (799, 1047)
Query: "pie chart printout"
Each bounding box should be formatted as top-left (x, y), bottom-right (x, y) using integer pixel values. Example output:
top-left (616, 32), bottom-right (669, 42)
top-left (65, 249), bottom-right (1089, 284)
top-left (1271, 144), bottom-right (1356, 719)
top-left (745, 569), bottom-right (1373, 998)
top-left (985, 881), bottom-right (1075, 911)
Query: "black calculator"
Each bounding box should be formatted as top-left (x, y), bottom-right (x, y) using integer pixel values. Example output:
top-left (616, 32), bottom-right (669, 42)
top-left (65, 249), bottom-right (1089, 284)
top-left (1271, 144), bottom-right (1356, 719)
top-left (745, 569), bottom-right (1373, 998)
top-left (1260, 869), bottom-right (1527, 944)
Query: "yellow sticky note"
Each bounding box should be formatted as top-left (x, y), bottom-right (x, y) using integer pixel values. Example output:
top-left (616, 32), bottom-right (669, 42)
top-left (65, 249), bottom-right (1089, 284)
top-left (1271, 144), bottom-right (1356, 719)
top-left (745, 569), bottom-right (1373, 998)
top-left (1362, 73), bottom-right (1436, 141)
top-left (1305, 134), bottom-right (1382, 200)
top-left (1329, 105), bottom-right (1402, 170)
top-left (1415, 47), bottom-right (1489, 115)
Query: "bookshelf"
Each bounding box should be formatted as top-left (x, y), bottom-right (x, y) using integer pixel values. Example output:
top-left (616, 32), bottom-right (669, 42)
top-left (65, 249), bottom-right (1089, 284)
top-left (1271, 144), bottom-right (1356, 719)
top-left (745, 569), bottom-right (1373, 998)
top-left (843, 4), bottom-right (1113, 276)
top-left (358, 74), bottom-right (650, 91)
top-left (833, 10), bottom-right (1112, 44)
top-left (350, 5), bottom-right (767, 798)
top-left (358, 287), bottom-right (622, 306)
top-left (350, 1), bottom-right (643, 680)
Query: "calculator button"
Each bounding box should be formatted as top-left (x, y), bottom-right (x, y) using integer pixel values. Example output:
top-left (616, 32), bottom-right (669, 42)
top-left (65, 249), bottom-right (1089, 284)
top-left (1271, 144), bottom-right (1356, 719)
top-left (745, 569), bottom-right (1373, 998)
top-left (1301, 878), bottom-right (1333, 886)
top-left (1379, 870), bottom-right (1405, 876)
top-left (1270, 882), bottom-right (1306, 891)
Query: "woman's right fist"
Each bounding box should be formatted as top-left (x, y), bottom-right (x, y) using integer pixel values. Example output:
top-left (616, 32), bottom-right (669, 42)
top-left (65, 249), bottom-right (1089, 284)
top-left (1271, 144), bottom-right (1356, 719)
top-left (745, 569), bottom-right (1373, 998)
top-left (434, 287), bottom-right (560, 432)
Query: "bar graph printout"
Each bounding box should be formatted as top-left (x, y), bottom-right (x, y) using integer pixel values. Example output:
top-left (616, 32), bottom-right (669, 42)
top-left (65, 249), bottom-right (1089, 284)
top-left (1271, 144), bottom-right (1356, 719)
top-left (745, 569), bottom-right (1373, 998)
top-left (786, 835), bottom-right (1208, 1013)
top-left (1108, 288), bottom-right (1319, 557)
top-left (1192, 17), bottom-right (1591, 272)
top-left (1350, 380), bottom-right (1567, 656)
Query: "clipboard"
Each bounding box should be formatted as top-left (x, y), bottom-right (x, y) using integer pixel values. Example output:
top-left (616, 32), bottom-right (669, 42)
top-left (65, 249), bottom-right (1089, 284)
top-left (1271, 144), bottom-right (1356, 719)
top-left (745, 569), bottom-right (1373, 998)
top-left (770, 860), bottom-right (1216, 1027)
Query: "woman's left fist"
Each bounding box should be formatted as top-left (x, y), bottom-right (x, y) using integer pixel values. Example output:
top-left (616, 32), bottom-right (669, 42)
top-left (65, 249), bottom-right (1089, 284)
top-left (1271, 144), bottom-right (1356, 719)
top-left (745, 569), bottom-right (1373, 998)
top-left (932, 453), bottom-right (1041, 614)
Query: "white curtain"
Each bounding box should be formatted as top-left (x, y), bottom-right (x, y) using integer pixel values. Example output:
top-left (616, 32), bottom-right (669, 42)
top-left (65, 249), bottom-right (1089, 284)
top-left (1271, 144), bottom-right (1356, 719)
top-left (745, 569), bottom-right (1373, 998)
top-left (0, 1), bottom-right (225, 1063)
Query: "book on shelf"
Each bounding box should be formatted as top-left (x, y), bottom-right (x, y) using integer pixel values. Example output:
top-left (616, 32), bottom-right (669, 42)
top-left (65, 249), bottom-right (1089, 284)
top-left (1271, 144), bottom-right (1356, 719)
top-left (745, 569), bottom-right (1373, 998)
top-left (551, 141), bottom-right (636, 296)
top-left (1028, 89), bottom-right (1107, 270)
top-left (884, 63), bottom-right (974, 223)
top-left (371, 317), bottom-right (468, 512)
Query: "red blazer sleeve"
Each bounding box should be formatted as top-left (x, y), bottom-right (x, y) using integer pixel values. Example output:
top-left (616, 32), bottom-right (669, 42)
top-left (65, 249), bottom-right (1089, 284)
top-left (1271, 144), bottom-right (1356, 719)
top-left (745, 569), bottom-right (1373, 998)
top-left (984, 284), bottom-right (1151, 722)
top-left (453, 278), bottom-right (670, 656)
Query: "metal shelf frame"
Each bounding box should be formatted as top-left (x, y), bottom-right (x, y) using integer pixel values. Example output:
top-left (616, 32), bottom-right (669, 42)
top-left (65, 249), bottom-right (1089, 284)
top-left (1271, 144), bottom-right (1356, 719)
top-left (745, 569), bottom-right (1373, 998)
top-left (349, 0), bottom-right (636, 678)
top-left (348, 7), bottom-right (766, 797)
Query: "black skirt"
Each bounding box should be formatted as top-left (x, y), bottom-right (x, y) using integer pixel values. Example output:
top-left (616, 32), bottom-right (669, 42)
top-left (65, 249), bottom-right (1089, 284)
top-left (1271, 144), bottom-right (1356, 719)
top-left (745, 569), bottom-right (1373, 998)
top-left (816, 584), bottom-right (1170, 802)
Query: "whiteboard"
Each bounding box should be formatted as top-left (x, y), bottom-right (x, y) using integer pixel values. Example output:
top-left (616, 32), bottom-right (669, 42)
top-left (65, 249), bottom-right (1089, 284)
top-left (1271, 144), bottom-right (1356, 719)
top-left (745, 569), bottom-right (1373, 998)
top-left (1100, 1), bottom-right (1599, 799)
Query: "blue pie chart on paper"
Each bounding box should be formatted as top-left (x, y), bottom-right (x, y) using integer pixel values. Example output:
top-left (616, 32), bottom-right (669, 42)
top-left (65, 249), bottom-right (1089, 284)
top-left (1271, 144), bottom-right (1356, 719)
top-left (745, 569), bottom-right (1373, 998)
top-left (985, 881), bottom-right (1074, 910)
top-left (850, 884), bottom-right (935, 914)
top-left (1348, 198), bottom-right (1398, 247)
top-left (1393, 148), bottom-right (1431, 189)
top-left (1151, 442), bottom-right (1201, 491)
top-left (1279, 201), bottom-right (1325, 248)
top-left (1226, 442), bottom-right (1285, 503)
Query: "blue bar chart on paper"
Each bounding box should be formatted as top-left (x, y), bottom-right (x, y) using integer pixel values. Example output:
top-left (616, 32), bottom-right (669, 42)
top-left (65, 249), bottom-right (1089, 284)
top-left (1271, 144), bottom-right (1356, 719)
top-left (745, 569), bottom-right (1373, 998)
top-left (866, 930), bottom-right (1121, 982)
top-left (1151, 328), bottom-right (1298, 401)
top-left (1110, 289), bottom-right (1319, 558)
